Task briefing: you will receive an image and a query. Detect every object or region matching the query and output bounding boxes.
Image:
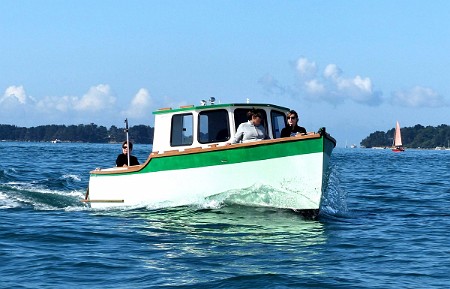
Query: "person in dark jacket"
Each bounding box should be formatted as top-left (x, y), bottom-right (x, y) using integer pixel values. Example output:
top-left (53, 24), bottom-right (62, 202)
top-left (116, 141), bottom-right (140, 167)
top-left (280, 110), bottom-right (307, 137)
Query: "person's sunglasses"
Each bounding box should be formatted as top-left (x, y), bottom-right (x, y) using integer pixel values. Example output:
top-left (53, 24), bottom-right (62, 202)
top-left (123, 146), bottom-right (128, 149)
top-left (287, 116), bottom-right (297, 120)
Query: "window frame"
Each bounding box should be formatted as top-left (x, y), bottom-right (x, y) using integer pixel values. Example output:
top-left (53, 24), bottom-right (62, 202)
top-left (198, 109), bottom-right (230, 144)
top-left (170, 113), bottom-right (194, 147)
top-left (270, 110), bottom-right (288, 139)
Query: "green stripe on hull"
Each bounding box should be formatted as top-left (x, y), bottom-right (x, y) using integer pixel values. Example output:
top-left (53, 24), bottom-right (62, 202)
top-left (92, 136), bottom-right (331, 177)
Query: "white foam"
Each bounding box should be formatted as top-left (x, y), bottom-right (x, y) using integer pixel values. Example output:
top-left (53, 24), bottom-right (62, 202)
top-left (62, 174), bottom-right (81, 181)
top-left (0, 192), bottom-right (21, 209)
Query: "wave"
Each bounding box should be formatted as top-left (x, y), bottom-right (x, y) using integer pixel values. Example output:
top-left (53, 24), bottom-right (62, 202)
top-left (0, 182), bottom-right (88, 211)
top-left (318, 164), bottom-right (350, 219)
top-left (203, 183), bottom-right (309, 209)
top-left (0, 192), bottom-right (21, 209)
top-left (0, 167), bottom-right (18, 183)
top-left (0, 165), bottom-right (87, 211)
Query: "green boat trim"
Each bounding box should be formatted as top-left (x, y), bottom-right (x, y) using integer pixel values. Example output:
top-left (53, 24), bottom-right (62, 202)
top-left (91, 131), bottom-right (336, 177)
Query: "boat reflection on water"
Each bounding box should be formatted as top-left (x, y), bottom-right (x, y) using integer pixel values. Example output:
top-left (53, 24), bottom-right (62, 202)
top-left (102, 199), bottom-right (327, 239)
top-left (127, 205), bottom-right (328, 279)
top-left (143, 206), bottom-right (324, 237)
top-left (105, 204), bottom-right (327, 248)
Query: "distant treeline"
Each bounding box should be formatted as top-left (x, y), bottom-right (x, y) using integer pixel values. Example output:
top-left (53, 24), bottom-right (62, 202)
top-left (0, 124), bottom-right (154, 144)
top-left (361, 124), bottom-right (450, 149)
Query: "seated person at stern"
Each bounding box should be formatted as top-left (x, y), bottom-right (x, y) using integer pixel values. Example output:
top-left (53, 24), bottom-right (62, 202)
top-left (280, 110), bottom-right (307, 137)
top-left (232, 109), bottom-right (270, 144)
top-left (116, 141), bottom-right (140, 167)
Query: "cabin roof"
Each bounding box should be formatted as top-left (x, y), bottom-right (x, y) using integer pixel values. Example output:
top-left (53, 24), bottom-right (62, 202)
top-left (153, 103), bottom-right (290, 115)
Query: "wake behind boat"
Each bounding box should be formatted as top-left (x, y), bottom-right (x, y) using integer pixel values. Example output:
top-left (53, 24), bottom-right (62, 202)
top-left (84, 100), bottom-right (336, 216)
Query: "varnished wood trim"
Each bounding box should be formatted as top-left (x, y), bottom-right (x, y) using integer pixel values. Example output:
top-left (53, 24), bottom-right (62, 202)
top-left (159, 149), bottom-right (182, 156)
top-left (90, 164), bottom-right (143, 174)
top-left (183, 147), bottom-right (203, 153)
top-left (81, 199), bottom-right (124, 203)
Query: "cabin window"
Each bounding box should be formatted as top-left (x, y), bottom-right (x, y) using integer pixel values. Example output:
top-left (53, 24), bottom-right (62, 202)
top-left (233, 108), bottom-right (268, 135)
top-left (171, 113), bottom-right (193, 146)
top-left (198, 109), bottom-right (230, 143)
top-left (271, 110), bottom-right (287, 139)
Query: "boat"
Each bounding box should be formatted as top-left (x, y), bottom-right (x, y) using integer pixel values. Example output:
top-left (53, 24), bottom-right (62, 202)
top-left (392, 121), bottom-right (405, 152)
top-left (83, 100), bottom-right (336, 216)
top-left (51, 139), bottom-right (61, 143)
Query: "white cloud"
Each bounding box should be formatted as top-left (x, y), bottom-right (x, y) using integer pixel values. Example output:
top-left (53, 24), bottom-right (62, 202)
top-left (260, 57), bottom-right (383, 106)
top-left (36, 95), bottom-right (70, 112)
top-left (0, 84), bottom-right (157, 126)
top-left (304, 79), bottom-right (325, 95)
top-left (323, 64), bottom-right (342, 80)
top-left (0, 85), bottom-right (31, 106)
top-left (391, 86), bottom-right (447, 107)
top-left (33, 84), bottom-right (117, 118)
top-left (296, 57), bottom-right (317, 79)
top-left (317, 62), bottom-right (381, 105)
top-left (121, 88), bottom-right (152, 118)
top-left (330, 73), bottom-right (380, 105)
top-left (35, 84), bottom-right (117, 114)
top-left (73, 84), bottom-right (116, 111)
top-left (263, 57), bottom-right (448, 109)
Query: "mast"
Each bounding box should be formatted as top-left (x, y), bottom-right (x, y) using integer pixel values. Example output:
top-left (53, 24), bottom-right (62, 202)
top-left (124, 118), bottom-right (130, 166)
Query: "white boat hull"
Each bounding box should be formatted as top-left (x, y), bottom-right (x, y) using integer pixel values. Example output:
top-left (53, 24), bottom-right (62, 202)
top-left (87, 151), bottom-right (329, 210)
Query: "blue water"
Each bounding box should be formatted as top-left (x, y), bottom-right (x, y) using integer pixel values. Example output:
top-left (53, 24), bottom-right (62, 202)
top-left (1, 142), bottom-right (449, 288)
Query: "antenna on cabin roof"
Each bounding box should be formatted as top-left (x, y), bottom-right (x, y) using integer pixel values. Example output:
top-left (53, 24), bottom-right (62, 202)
top-left (209, 97), bottom-right (215, 105)
top-left (200, 100), bottom-right (207, 106)
top-left (246, 98), bottom-right (250, 104)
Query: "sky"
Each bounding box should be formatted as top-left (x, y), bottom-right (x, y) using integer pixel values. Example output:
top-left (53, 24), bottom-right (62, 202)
top-left (1, 0), bottom-right (450, 146)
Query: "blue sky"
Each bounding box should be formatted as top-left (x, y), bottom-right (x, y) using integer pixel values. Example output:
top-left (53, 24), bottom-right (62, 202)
top-left (1, 0), bottom-right (449, 146)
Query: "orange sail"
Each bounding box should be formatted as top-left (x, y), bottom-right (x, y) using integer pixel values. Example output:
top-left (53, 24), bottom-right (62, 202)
top-left (392, 121), bottom-right (404, 152)
top-left (394, 121), bottom-right (402, 147)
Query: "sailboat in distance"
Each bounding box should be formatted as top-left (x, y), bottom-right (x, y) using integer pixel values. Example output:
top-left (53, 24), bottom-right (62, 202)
top-left (392, 121), bottom-right (405, 152)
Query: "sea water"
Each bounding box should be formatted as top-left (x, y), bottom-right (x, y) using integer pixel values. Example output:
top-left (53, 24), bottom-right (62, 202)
top-left (0, 142), bottom-right (449, 288)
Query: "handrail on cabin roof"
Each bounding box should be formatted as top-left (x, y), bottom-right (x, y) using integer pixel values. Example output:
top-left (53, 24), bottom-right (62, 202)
top-left (153, 103), bottom-right (290, 115)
